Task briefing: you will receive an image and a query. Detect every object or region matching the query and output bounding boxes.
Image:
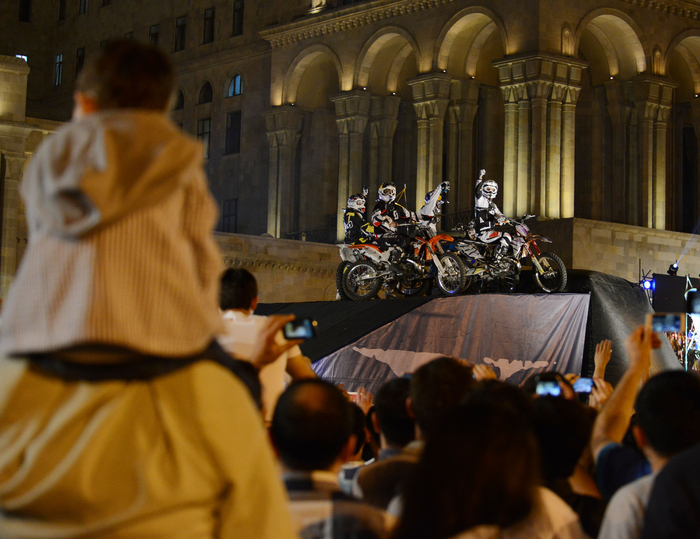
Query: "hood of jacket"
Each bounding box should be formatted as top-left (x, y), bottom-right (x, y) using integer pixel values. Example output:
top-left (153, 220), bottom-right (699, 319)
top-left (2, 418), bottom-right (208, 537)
top-left (22, 109), bottom-right (202, 238)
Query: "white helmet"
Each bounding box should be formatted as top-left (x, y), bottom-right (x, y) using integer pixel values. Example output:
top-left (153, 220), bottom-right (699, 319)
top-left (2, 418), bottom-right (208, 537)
top-left (347, 194), bottom-right (365, 213)
top-left (378, 182), bottom-right (396, 203)
top-left (482, 179), bottom-right (498, 201)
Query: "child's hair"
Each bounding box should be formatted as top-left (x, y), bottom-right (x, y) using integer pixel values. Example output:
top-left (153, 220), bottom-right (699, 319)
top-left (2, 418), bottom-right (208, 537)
top-left (76, 39), bottom-right (175, 111)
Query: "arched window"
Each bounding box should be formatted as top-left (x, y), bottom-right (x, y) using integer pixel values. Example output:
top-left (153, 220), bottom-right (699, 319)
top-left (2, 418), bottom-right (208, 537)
top-left (173, 89), bottom-right (184, 110)
top-left (227, 74), bottom-right (242, 97)
top-left (198, 81), bottom-right (213, 104)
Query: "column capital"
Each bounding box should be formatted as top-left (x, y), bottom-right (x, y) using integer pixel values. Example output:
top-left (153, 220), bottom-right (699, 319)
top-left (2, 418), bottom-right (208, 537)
top-left (264, 105), bottom-right (303, 147)
top-left (330, 89), bottom-right (371, 118)
top-left (407, 72), bottom-right (452, 102)
top-left (494, 52), bottom-right (587, 87)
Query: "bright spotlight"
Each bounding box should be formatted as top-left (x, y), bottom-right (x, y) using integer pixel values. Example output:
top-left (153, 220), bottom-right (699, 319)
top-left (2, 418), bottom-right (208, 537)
top-left (668, 262), bottom-right (679, 276)
top-left (643, 280), bottom-right (652, 290)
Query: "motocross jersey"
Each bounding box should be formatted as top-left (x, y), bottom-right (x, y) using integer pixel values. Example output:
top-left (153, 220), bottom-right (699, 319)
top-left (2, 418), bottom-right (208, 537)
top-left (474, 180), bottom-right (505, 235)
top-left (343, 209), bottom-right (374, 244)
top-left (371, 200), bottom-right (415, 233)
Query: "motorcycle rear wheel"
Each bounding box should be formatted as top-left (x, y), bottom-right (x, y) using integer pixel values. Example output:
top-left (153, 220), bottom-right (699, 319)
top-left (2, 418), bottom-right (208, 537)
top-left (436, 253), bottom-right (467, 295)
top-left (343, 261), bottom-right (383, 300)
top-left (534, 252), bottom-right (567, 293)
top-left (336, 261), bottom-right (351, 301)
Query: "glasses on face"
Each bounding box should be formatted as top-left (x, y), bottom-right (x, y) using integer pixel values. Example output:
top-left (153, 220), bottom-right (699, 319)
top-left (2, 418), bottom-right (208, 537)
top-left (381, 188), bottom-right (395, 196)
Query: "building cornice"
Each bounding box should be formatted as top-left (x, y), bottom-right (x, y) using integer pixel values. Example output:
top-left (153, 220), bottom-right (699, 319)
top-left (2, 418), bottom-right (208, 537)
top-left (259, 0), bottom-right (700, 49)
top-left (259, 0), bottom-right (459, 49)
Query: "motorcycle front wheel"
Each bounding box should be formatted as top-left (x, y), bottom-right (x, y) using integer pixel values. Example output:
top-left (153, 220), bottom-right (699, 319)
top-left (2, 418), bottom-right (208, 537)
top-left (533, 252), bottom-right (567, 293)
top-left (343, 261), bottom-right (383, 300)
top-left (436, 253), bottom-right (467, 296)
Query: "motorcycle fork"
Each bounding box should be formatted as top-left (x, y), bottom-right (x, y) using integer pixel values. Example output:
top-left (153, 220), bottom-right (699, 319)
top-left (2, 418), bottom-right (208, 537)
top-left (427, 244), bottom-right (447, 275)
top-left (525, 242), bottom-right (546, 273)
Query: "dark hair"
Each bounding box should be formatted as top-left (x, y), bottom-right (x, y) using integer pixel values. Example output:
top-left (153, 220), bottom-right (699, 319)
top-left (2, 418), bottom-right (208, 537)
top-left (219, 268), bottom-right (258, 311)
top-left (410, 357), bottom-right (475, 438)
top-left (76, 40), bottom-right (174, 111)
top-left (350, 403), bottom-right (367, 455)
top-left (532, 396), bottom-right (594, 481)
top-left (636, 371), bottom-right (700, 458)
top-left (271, 379), bottom-right (353, 471)
top-left (374, 378), bottom-right (414, 448)
top-left (394, 384), bottom-right (539, 539)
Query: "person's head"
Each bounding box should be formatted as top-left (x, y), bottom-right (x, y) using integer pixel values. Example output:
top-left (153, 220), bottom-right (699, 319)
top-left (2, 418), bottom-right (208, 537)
top-left (481, 179), bottom-right (498, 201)
top-left (395, 383), bottom-right (539, 539)
top-left (347, 194), bottom-right (366, 213)
top-left (378, 182), bottom-right (396, 203)
top-left (532, 396), bottom-right (594, 482)
top-left (74, 39), bottom-right (175, 117)
top-left (409, 357), bottom-right (475, 439)
top-left (374, 377), bottom-right (415, 449)
top-left (635, 371), bottom-right (700, 459)
top-left (271, 379), bottom-right (354, 472)
top-left (219, 268), bottom-right (258, 311)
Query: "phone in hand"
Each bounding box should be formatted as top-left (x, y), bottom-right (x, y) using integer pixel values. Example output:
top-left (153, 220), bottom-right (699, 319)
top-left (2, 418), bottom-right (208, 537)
top-left (283, 318), bottom-right (318, 340)
top-left (573, 377), bottom-right (594, 394)
top-left (536, 380), bottom-right (562, 397)
top-left (647, 313), bottom-right (686, 333)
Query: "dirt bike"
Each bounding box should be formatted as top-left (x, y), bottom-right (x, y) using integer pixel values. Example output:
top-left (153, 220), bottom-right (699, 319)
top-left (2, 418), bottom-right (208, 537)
top-left (452, 214), bottom-right (567, 293)
top-left (339, 217), bottom-right (467, 300)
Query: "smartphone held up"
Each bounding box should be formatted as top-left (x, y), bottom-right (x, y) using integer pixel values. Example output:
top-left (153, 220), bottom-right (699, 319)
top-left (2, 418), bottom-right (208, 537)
top-left (283, 318), bottom-right (318, 341)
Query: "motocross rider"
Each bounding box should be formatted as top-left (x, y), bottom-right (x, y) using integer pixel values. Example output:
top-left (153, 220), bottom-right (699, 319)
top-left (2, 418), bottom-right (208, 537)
top-left (371, 182), bottom-right (415, 254)
top-left (343, 191), bottom-right (374, 245)
top-left (472, 170), bottom-right (514, 258)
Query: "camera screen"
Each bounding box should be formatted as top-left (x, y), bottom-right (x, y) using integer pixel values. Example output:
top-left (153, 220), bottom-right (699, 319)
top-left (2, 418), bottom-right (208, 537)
top-left (688, 291), bottom-right (700, 314)
top-left (573, 378), bottom-right (593, 394)
top-left (283, 319), bottom-right (315, 340)
top-left (652, 314), bottom-right (682, 333)
top-left (536, 381), bottom-right (561, 397)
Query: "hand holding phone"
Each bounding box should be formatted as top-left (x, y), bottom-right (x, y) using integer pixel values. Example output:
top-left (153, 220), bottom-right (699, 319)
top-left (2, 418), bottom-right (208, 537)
top-left (647, 313), bottom-right (686, 333)
top-left (572, 377), bottom-right (594, 394)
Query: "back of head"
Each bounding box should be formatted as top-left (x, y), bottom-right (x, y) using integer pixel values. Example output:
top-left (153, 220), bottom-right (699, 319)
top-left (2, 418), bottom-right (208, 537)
top-left (219, 268), bottom-right (257, 311)
top-left (375, 377), bottom-right (414, 448)
top-left (410, 357), bottom-right (475, 438)
top-left (532, 396), bottom-right (594, 481)
top-left (636, 371), bottom-right (700, 458)
top-left (76, 39), bottom-right (174, 111)
top-left (271, 379), bottom-right (353, 471)
top-left (396, 382), bottom-right (539, 539)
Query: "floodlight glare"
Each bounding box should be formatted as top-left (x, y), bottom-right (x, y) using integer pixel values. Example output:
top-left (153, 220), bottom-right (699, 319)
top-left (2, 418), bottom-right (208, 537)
top-left (643, 280), bottom-right (652, 290)
top-left (668, 262), bottom-right (679, 276)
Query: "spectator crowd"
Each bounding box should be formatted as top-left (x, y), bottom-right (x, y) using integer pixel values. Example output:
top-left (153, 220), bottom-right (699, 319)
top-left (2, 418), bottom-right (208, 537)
top-left (0, 38), bottom-right (699, 539)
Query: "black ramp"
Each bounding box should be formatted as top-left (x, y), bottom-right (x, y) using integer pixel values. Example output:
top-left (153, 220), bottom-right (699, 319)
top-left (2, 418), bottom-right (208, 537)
top-left (256, 296), bottom-right (432, 362)
top-left (568, 270), bottom-right (680, 384)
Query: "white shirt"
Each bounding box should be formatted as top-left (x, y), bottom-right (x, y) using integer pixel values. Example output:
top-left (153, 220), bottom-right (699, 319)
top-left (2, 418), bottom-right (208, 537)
top-left (598, 472), bottom-right (657, 539)
top-left (219, 310), bottom-right (301, 421)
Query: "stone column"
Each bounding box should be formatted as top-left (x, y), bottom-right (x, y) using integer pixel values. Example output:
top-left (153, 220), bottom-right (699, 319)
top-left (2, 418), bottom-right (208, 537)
top-left (560, 86), bottom-right (580, 218)
top-left (590, 86), bottom-right (607, 221)
top-left (368, 95), bottom-right (400, 198)
top-left (690, 98), bottom-right (700, 224)
top-left (605, 80), bottom-right (632, 224)
top-left (447, 78), bottom-right (480, 213)
top-left (408, 73), bottom-right (451, 210)
top-left (494, 54), bottom-right (586, 218)
top-left (0, 155), bottom-right (23, 298)
top-left (633, 76), bottom-right (675, 230)
top-left (546, 84), bottom-right (564, 218)
top-left (265, 106), bottom-right (303, 238)
top-left (330, 90), bottom-right (370, 242)
top-left (501, 86), bottom-right (519, 217)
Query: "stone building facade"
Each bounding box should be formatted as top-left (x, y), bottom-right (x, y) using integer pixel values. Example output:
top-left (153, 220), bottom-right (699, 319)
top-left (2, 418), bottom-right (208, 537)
top-left (3, 0), bottom-right (700, 297)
